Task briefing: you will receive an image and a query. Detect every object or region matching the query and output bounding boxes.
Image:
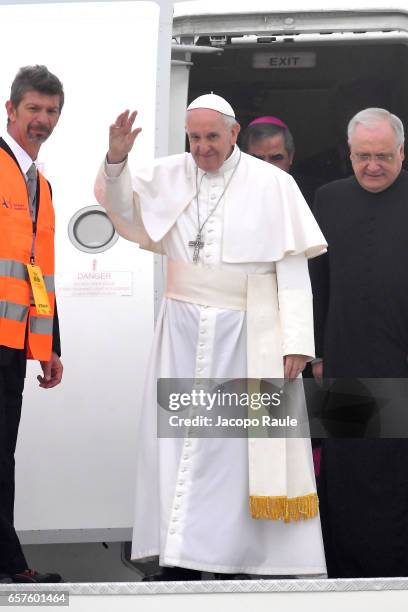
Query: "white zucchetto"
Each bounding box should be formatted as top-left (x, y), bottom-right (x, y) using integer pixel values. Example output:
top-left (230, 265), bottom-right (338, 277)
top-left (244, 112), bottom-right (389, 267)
top-left (187, 93), bottom-right (235, 118)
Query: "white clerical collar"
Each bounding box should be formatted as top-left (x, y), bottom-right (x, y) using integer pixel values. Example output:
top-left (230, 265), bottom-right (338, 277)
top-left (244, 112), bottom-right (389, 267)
top-left (2, 131), bottom-right (36, 175)
top-left (219, 144), bottom-right (240, 174)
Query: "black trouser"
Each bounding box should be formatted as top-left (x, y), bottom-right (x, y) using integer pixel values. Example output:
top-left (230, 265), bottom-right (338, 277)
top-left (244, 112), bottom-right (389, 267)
top-left (0, 348), bottom-right (28, 574)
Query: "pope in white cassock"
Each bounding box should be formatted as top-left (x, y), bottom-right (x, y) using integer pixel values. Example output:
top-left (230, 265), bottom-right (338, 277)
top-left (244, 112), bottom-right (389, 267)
top-left (95, 94), bottom-right (328, 580)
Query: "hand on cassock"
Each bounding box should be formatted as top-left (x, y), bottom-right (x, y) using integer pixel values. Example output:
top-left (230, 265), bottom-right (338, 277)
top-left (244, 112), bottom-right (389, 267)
top-left (312, 360), bottom-right (323, 384)
top-left (107, 110), bottom-right (142, 164)
top-left (284, 354), bottom-right (308, 380)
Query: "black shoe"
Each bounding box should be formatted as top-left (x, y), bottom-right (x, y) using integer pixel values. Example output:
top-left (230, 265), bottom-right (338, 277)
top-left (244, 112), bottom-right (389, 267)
top-left (142, 567), bottom-right (202, 581)
top-left (215, 573), bottom-right (252, 580)
top-left (0, 573), bottom-right (12, 583)
top-left (11, 569), bottom-right (63, 583)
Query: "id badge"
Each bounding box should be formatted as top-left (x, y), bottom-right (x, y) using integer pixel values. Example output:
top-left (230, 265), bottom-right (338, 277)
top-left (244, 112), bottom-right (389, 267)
top-left (26, 264), bottom-right (52, 316)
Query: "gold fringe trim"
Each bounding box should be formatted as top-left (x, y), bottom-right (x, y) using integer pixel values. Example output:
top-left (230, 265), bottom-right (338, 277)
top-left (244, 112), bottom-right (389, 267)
top-left (249, 493), bottom-right (319, 522)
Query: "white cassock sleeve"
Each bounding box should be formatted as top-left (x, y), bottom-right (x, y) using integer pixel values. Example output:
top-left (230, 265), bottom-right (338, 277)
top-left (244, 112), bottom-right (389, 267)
top-left (276, 253), bottom-right (315, 360)
top-left (94, 160), bottom-right (162, 252)
top-left (95, 160), bottom-right (134, 215)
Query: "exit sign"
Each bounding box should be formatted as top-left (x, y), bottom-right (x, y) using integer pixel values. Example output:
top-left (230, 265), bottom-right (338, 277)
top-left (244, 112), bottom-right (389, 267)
top-left (253, 52), bottom-right (317, 69)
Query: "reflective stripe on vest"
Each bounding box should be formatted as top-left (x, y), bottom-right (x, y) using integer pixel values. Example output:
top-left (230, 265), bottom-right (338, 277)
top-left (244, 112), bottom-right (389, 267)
top-left (0, 259), bottom-right (28, 280)
top-left (0, 259), bottom-right (55, 292)
top-left (30, 315), bottom-right (53, 335)
top-left (0, 300), bottom-right (28, 322)
top-left (44, 275), bottom-right (55, 293)
top-left (0, 147), bottom-right (55, 359)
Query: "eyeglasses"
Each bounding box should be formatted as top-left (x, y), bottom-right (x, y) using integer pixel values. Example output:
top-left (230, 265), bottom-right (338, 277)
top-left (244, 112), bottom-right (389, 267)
top-left (351, 152), bottom-right (397, 164)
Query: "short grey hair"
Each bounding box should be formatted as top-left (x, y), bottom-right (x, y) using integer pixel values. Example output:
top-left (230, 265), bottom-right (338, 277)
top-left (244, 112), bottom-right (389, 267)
top-left (221, 113), bottom-right (238, 128)
top-left (10, 64), bottom-right (64, 111)
top-left (242, 123), bottom-right (295, 157)
top-left (348, 107), bottom-right (404, 146)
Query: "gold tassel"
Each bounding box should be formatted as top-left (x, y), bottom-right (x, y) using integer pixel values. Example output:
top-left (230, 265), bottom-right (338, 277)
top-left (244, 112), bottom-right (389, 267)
top-left (249, 493), bottom-right (319, 522)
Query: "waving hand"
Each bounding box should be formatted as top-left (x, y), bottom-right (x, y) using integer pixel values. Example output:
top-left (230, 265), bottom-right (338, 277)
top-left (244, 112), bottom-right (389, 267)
top-left (107, 110), bottom-right (142, 164)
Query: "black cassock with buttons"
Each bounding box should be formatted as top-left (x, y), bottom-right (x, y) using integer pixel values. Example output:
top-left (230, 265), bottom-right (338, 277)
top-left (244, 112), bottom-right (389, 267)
top-left (309, 170), bottom-right (408, 578)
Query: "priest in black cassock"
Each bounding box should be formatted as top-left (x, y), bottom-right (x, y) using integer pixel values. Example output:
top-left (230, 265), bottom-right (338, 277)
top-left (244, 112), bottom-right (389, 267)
top-left (309, 107), bottom-right (408, 578)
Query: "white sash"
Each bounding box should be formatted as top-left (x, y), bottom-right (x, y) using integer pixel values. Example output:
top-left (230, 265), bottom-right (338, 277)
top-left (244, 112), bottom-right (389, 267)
top-left (166, 259), bottom-right (318, 522)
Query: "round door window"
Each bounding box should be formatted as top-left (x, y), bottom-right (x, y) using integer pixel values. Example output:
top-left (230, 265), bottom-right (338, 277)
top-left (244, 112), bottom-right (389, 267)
top-left (68, 205), bottom-right (119, 253)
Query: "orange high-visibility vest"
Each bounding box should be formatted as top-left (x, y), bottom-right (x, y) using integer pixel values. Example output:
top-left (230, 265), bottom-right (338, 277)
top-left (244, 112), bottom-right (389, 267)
top-left (0, 146), bottom-right (55, 361)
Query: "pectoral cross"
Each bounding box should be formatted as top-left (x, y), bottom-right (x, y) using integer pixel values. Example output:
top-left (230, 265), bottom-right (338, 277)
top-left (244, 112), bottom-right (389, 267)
top-left (188, 233), bottom-right (204, 264)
